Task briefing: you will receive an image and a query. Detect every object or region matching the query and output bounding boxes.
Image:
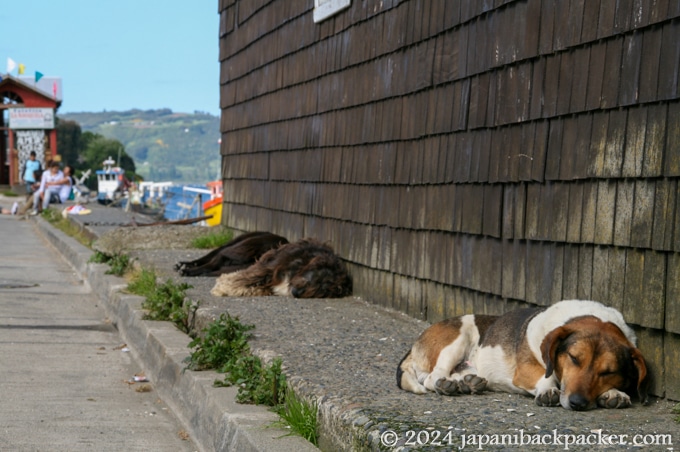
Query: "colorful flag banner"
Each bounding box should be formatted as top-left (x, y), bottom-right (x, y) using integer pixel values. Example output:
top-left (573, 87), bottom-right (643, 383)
top-left (18, 63), bottom-right (25, 75)
top-left (35, 71), bottom-right (44, 83)
top-left (7, 57), bottom-right (16, 73)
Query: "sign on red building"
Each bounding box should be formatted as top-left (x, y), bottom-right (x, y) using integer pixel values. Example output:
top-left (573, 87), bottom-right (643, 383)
top-left (8, 108), bottom-right (55, 129)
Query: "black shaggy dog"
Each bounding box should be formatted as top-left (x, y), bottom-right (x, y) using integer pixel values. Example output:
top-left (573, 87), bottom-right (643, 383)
top-left (175, 231), bottom-right (289, 277)
top-left (210, 238), bottom-right (353, 299)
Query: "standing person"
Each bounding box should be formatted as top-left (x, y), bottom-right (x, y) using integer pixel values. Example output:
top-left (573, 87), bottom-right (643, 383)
top-left (20, 151), bottom-right (42, 194)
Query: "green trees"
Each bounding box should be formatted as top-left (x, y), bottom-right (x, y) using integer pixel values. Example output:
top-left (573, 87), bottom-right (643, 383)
top-left (56, 119), bottom-right (137, 188)
top-left (59, 109), bottom-right (221, 184)
top-left (81, 131), bottom-right (136, 174)
top-left (56, 119), bottom-right (82, 167)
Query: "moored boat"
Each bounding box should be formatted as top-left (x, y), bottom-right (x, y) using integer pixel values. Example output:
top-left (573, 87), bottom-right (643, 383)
top-left (202, 180), bottom-right (223, 226)
top-left (96, 157), bottom-right (127, 205)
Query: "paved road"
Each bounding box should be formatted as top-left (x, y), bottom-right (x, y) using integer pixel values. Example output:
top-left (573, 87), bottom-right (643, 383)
top-left (0, 214), bottom-right (198, 452)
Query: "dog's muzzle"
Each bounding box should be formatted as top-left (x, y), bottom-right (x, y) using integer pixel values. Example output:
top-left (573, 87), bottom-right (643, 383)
top-left (567, 393), bottom-right (591, 411)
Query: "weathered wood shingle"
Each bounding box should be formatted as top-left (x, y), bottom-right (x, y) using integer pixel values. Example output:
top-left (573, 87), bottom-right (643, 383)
top-left (219, 0), bottom-right (680, 398)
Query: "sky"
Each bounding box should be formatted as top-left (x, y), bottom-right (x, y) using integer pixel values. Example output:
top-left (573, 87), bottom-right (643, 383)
top-left (0, 1), bottom-right (220, 116)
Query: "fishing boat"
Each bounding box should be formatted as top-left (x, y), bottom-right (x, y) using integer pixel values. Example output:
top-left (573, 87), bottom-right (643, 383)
top-left (172, 184), bottom-right (211, 221)
top-left (202, 180), bottom-right (223, 227)
top-left (96, 157), bottom-right (127, 205)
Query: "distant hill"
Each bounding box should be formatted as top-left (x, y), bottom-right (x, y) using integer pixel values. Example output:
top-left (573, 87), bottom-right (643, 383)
top-left (58, 109), bottom-right (221, 183)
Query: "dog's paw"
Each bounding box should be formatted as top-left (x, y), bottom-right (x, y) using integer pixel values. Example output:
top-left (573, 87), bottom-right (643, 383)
top-left (597, 389), bottom-right (631, 409)
top-left (434, 375), bottom-right (487, 396)
top-left (458, 374), bottom-right (487, 394)
top-left (434, 378), bottom-right (461, 396)
top-left (535, 388), bottom-right (561, 407)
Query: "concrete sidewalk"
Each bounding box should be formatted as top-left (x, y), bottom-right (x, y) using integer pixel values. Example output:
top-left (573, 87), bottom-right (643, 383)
top-left (0, 212), bottom-right (198, 451)
top-left (6, 196), bottom-right (680, 451)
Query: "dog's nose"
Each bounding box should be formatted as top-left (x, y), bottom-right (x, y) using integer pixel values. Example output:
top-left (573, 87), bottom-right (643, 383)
top-left (568, 394), bottom-right (589, 411)
top-left (291, 287), bottom-right (300, 298)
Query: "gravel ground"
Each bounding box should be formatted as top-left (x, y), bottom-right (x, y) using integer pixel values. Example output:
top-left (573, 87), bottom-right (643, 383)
top-left (28, 200), bottom-right (680, 451)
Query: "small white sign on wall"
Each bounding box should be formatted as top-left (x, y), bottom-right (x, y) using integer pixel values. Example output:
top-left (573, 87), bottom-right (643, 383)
top-left (314, 0), bottom-right (351, 23)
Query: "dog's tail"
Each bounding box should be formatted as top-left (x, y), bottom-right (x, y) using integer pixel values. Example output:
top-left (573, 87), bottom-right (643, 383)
top-left (397, 349), bottom-right (427, 394)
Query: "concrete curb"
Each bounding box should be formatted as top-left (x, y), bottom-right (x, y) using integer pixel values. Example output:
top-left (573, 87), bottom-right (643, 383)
top-left (35, 217), bottom-right (319, 452)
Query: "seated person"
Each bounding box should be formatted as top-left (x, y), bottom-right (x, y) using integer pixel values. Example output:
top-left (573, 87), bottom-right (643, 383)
top-left (30, 163), bottom-right (73, 215)
top-left (55, 165), bottom-right (74, 202)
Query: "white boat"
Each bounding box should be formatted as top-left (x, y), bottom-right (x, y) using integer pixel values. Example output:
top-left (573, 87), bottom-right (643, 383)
top-left (96, 157), bottom-right (127, 205)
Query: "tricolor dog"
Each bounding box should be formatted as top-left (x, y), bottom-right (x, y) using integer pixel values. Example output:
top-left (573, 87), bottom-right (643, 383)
top-left (397, 300), bottom-right (648, 410)
top-left (210, 238), bottom-right (353, 299)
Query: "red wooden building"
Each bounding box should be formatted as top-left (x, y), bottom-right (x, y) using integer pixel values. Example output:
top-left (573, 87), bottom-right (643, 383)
top-left (0, 74), bottom-right (61, 187)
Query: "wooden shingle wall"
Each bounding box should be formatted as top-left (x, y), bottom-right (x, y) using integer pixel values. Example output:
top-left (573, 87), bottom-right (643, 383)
top-left (218, 0), bottom-right (680, 398)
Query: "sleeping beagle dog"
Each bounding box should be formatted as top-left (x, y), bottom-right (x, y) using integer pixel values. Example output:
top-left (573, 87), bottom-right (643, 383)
top-left (397, 300), bottom-right (648, 410)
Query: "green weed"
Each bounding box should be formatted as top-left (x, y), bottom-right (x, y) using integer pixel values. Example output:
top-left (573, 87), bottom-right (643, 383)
top-left (273, 389), bottom-right (318, 446)
top-left (673, 403), bottom-right (680, 422)
top-left (218, 356), bottom-right (287, 406)
top-left (191, 228), bottom-right (233, 249)
top-left (107, 254), bottom-right (131, 276)
top-left (126, 268), bottom-right (158, 297)
top-left (184, 313), bottom-right (254, 371)
top-left (89, 250), bottom-right (110, 264)
top-left (128, 268), bottom-right (198, 334)
top-left (186, 314), bottom-right (286, 407)
top-left (88, 250), bottom-right (132, 276)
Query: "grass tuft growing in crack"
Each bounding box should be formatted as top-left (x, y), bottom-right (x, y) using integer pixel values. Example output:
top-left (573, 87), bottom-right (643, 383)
top-left (216, 355), bottom-right (287, 406)
top-left (89, 250), bottom-right (132, 276)
top-left (184, 313), bottom-right (254, 371)
top-left (191, 228), bottom-right (234, 249)
top-left (127, 268), bottom-right (198, 334)
top-left (272, 389), bottom-right (318, 446)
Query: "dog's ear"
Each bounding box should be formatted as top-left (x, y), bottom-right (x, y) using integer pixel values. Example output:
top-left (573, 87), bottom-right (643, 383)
top-left (540, 326), bottom-right (572, 378)
top-left (630, 347), bottom-right (649, 405)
